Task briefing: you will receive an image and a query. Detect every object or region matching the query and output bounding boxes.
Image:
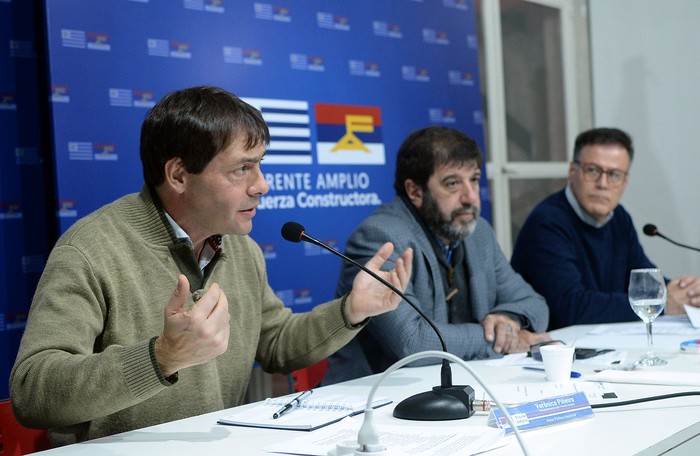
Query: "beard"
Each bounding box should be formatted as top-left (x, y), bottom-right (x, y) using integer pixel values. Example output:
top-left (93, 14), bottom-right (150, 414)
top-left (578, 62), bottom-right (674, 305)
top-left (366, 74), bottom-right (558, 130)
top-left (418, 189), bottom-right (479, 243)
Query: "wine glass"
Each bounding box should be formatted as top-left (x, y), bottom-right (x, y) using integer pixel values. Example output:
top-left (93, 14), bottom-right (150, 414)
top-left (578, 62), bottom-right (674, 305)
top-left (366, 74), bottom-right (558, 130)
top-left (628, 268), bottom-right (667, 366)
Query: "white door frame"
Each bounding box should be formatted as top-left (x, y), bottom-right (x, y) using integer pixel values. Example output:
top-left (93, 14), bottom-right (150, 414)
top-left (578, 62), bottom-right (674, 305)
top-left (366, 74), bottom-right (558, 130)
top-left (479, 0), bottom-right (590, 255)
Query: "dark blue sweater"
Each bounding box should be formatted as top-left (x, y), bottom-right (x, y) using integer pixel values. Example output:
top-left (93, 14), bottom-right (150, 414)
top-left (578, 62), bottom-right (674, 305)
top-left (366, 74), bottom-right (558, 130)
top-left (511, 189), bottom-right (655, 330)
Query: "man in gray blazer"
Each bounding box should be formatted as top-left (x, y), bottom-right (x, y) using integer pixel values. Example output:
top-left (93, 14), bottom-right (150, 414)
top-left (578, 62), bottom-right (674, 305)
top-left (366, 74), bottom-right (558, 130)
top-left (324, 126), bottom-right (551, 384)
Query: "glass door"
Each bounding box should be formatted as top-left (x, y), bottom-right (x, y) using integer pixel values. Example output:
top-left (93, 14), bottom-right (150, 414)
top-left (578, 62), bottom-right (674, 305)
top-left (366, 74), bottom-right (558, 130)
top-left (475, 0), bottom-right (592, 255)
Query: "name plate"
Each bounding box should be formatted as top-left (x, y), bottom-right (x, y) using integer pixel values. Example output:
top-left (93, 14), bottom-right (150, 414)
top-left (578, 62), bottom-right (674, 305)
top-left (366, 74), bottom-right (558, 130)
top-left (488, 392), bottom-right (593, 433)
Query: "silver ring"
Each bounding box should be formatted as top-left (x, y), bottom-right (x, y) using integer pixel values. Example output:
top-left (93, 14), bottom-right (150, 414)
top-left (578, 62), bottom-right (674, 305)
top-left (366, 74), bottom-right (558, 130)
top-left (506, 326), bottom-right (513, 333)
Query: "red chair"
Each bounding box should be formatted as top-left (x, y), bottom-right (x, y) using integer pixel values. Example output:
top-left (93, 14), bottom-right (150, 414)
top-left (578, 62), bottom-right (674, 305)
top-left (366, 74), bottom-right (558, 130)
top-left (0, 400), bottom-right (51, 455)
top-left (290, 358), bottom-right (328, 392)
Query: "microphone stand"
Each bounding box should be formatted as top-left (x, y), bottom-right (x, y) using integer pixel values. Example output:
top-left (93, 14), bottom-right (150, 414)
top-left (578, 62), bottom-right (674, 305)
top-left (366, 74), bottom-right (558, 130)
top-left (282, 222), bottom-right (474, 421)
top-left (644, 224), bottom-right (700, 252)
top-left (655, 234), bottom-right (700, 253)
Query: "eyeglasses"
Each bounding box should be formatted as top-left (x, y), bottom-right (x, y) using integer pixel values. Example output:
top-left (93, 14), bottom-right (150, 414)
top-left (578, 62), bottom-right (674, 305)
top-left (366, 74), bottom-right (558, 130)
top-left (529, 340), bottom-right (565, 361)
top-left (573, 160), bottom-right (628, 187)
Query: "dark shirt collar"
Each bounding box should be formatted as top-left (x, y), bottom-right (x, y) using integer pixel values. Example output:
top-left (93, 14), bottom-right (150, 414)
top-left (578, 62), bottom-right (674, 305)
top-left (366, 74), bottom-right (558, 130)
top-left (434, 236), bottom-right (460, 263)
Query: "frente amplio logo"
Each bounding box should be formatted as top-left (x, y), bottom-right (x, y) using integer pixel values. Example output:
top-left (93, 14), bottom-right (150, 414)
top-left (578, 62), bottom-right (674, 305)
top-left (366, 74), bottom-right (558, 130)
top-left (315, 103), bottom-right (385, 165)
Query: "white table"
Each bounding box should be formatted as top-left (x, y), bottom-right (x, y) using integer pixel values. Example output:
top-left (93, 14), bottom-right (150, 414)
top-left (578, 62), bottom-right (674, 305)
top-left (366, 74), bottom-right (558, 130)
top-left (31, 323), bottom-right (700, 455)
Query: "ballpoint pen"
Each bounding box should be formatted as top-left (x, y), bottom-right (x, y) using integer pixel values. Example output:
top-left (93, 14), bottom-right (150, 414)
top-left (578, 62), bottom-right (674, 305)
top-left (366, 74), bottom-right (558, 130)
top-left (522, 366), bottom-right (582, 378)
top-left (272, 389), bottom-right (313, 419)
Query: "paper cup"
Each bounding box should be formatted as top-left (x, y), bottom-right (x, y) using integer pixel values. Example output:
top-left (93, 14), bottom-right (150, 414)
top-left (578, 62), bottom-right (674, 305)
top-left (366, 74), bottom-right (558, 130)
top-left (540, 345), bottom-right (575, 382)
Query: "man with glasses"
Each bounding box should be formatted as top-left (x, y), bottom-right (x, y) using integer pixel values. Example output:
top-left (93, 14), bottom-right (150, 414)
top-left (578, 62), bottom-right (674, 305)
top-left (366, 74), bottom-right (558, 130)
top-left (511, 127), bottom-right (700, 330)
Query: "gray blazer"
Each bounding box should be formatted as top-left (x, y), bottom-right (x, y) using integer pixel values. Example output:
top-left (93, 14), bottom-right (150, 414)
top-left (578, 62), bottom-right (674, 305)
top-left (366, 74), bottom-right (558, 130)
top-left (324, 196), bottom-right (548, 384)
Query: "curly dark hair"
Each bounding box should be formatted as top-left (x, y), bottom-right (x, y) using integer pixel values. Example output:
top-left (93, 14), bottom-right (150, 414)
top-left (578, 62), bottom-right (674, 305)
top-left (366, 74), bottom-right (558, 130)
top-left (393, 126), bottom-right (482, 196)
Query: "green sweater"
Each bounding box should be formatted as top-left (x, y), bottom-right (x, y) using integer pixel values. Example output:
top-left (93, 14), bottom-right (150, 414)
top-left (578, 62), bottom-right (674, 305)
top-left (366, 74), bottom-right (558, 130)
top-left (10, 187), bottom-right (358, 445)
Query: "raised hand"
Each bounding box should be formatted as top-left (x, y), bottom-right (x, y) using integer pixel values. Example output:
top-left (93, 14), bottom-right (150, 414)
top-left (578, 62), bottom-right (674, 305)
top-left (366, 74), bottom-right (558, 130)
top-left (154, 274), bottom-right (230, 377)
top-left (345, 243), bottom-right (413, 325)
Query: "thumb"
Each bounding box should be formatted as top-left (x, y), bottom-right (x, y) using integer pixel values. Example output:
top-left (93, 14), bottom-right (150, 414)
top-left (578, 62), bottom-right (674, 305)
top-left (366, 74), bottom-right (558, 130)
top-left (166, 274), bottom-right (190, 314)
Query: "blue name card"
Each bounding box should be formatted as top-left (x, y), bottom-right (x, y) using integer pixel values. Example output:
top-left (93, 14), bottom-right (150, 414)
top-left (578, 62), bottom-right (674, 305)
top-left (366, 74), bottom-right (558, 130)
top-left (488, 392), bottom-right (593, 433)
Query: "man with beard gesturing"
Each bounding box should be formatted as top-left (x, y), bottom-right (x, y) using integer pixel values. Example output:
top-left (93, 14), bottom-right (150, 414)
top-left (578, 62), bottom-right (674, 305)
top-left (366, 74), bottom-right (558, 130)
top-left (324, 126), bottom-right (550, 384)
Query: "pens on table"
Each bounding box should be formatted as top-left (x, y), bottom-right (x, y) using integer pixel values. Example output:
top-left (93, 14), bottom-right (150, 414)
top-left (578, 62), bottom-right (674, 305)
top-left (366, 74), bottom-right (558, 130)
top-left (522, 366), bottom-right (582, 378)
top-left (272, 389), bottom-right (313, 419)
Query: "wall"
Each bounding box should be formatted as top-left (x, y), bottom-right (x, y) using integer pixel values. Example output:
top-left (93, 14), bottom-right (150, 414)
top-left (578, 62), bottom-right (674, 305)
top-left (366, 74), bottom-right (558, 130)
top-left (589, 0), bottom-right (700, 279)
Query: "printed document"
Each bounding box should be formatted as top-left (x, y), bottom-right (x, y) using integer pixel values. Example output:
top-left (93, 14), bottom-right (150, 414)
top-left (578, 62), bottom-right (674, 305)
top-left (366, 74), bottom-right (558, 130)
top-left (264, 416), bottom-right (505, 456)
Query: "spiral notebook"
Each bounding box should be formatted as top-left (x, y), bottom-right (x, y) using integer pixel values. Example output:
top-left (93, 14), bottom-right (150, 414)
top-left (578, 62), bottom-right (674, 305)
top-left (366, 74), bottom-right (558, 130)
top-left (217, 392), bottom-right (392, 431)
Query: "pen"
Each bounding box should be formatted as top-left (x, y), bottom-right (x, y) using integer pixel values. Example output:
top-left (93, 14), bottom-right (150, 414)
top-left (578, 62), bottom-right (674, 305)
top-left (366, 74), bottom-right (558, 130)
top-left (522, 366), bottom-right (582, 378)
top-left (272, 389), bottom-right (313, 419)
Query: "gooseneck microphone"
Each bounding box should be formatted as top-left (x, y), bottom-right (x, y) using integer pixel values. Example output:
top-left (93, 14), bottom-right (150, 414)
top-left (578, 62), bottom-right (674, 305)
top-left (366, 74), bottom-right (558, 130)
top-left (643, 224), bottom-right (700, 253)
top-left (281, 221), bottom-right (475, 421)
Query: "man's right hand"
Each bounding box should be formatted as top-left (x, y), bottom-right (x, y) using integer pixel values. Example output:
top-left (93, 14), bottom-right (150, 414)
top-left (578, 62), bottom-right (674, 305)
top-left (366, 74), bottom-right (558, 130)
top-left (667, 275), bottom-right (700, 314)
top-left (154, 274), bottom-right (230, 377)
top-left (510, 330), bottom-right (552, 354)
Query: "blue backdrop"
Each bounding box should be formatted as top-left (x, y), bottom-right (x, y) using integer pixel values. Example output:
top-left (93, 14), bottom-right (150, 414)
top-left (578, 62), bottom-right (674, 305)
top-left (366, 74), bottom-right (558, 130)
top-left (1, 0), bottom-right (488, 399)
top-left (43, 0), bottom-right (489, 312)
top-left (0, 1), bottom-right (51, 400)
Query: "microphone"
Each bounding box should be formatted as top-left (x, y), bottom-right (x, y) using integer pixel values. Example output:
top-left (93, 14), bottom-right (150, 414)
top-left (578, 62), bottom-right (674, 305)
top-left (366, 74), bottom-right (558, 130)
top-left (643, 224), bottom-right (700, 253)
top-left (281, 221), bottom-right (475, 421)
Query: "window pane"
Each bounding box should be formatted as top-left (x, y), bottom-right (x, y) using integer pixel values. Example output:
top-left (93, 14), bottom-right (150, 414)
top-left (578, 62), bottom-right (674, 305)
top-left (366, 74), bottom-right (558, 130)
top-left (510, 177), bottom-right (567, 243)
top-left (501, 0), bottom-right (567, 162)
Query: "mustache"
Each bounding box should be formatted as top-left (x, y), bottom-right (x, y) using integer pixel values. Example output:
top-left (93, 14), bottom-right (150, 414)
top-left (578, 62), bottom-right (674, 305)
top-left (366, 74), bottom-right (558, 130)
top-left (450, 205), bottom-right (478, 220)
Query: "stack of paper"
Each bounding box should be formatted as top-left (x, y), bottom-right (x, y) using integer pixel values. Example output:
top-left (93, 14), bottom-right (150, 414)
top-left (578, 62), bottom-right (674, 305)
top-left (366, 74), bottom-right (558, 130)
top-left (587, 369), bottom-right (700, 386)
top-left (263, 417), bottom-right (506, 455)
